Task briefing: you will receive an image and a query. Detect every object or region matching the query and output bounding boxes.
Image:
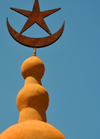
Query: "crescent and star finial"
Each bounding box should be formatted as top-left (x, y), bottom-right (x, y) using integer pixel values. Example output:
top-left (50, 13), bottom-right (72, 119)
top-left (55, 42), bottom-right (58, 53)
top-left (7, 0), bottom-right (65, 55)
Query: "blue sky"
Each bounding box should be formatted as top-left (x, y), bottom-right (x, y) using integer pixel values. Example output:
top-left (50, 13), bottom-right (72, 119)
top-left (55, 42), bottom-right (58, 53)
top-left (0, 0), bottom-right (100, 139)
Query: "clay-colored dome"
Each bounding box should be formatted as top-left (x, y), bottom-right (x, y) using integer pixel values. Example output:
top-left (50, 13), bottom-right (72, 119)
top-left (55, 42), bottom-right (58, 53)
top-left (21, 56), bottom-right (45, 79)
top-left (17, 84), bottom-right (49, 122)
top-left (17, 84), bottom-right (49, 112)
top-left (0, 121), bottom-right (65, 139)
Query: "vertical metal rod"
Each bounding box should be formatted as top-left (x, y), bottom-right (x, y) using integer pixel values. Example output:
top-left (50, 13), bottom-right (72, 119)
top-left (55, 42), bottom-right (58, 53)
top-left (33, 47), bottom-right (36, 56)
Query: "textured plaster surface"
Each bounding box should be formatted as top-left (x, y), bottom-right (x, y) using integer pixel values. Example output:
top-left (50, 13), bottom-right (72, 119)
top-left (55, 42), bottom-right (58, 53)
top-left (0, 56), bottom-right (65, 139)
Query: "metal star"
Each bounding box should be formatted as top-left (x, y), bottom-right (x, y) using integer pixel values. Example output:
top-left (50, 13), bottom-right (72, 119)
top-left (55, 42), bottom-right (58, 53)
top-left (10, 0), bottom-right (61, 35)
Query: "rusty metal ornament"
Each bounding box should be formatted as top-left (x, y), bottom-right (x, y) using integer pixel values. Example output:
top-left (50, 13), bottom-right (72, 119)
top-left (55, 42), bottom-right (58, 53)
top-left (7, 0), bottom-right (65, 51)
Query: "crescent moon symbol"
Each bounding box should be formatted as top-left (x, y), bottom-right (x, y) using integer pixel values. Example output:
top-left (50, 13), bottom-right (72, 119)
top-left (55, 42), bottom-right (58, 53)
top-left (7, 18), bottom-right (65, 48)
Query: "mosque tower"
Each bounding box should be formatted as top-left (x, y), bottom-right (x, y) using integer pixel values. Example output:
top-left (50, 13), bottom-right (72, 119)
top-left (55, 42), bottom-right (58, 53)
top-left (0, 0), bottom-right (65, 139)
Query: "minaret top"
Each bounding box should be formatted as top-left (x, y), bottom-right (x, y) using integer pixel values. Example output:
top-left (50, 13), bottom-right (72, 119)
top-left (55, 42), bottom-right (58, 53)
top-left (0, 1), bottom-right (66, 139)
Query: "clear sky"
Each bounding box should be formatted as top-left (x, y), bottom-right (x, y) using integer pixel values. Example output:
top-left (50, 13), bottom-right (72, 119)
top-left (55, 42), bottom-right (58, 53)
top-left (0, 0), bottom-right (100, 139)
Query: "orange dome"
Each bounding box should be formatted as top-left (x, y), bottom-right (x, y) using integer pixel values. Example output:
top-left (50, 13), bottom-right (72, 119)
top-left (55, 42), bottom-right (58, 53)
top-left (0, 121), bottom-right (65, 139)
top-left (21, 56), bottom-right (45, 79)
top-left (17, 84), bottom-right (49, 123)
top-left (17, 84), bottom-right (49, 112)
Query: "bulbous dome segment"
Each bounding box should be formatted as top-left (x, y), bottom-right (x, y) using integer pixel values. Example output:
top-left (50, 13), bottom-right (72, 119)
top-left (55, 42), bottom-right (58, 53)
top-left (21, 56), bottom-right (45, 79)
top-left (0, 121), bottom-right (65, 139)
top-left (17, 56), bottom-right (48, 122)
top-left (17, 84), bottom-right (49, 112)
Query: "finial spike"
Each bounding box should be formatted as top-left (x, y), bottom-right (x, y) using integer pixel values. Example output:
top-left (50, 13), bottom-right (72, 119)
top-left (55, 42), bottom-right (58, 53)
top-left (33, 47), bottom-right (36, 56)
